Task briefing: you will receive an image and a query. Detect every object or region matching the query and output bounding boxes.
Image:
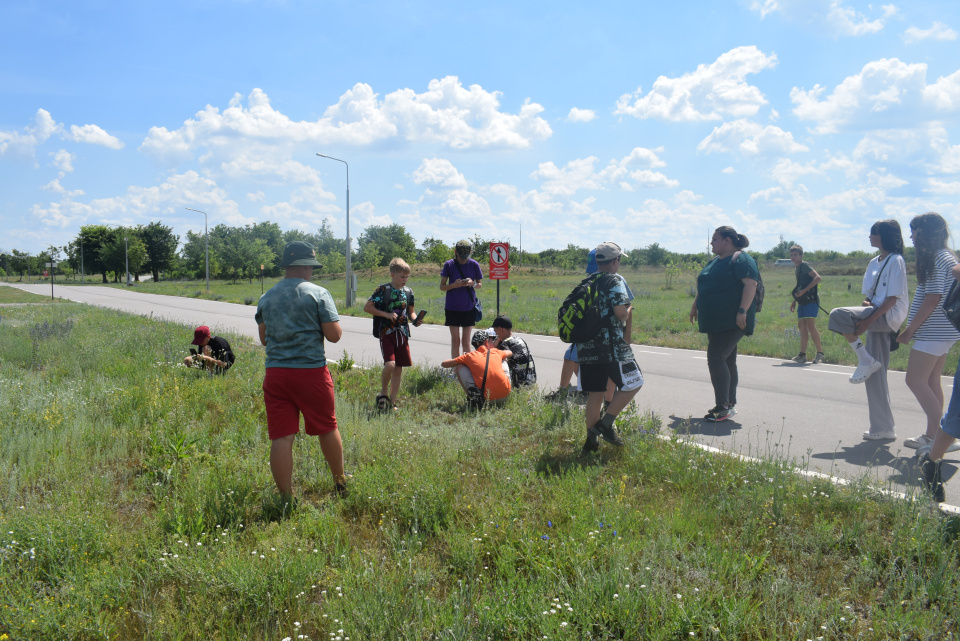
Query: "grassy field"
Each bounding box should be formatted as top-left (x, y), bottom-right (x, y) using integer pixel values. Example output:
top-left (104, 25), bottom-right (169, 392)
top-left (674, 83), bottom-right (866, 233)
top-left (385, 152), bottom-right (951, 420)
top-left (2, 303), bottom-right (960, 639)
top-left (0, 285), bottom-right (67, 305)
top-left (51, 261), bottom-right (959, 375)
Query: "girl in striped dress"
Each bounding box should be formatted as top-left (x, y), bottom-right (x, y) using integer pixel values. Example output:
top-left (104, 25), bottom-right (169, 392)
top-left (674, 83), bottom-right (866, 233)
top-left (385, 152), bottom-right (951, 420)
top-left (897, 212), bottom-right (960, 453)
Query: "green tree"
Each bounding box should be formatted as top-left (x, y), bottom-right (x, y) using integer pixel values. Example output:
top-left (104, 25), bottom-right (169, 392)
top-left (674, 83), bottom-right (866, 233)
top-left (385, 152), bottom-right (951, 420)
top-left (764, 234), bottom-right (795, 260)
top-left (73, 225), bottom-right (114, 282)
top-left (180, 229), bottom-right (219, 280)
top-left (357, 224), bottom-right (416, 267)
top-left (211, 225), bottom-right (275, 284)
top-left (99, 229), bottom-right (147, 283)
top-left (248, 221), bottom-right (284, 274)
top-left (9, 249), bottom-right (34, 281)
top-left (138, 221), bottom-right (179, 282)
top-left (420, 237), bottom-right (451, 266)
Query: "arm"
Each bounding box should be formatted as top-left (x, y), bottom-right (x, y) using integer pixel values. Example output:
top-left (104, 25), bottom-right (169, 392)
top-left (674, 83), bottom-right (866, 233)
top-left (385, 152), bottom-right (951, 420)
top-left (954, 263), bottom-right (960, 281)
top-left (855, 295), bottom-right (899, 335)
top-left (321, 320), bottom-right (343, 343)
top-left (258, 322), bottom-right (267, 346)
top-left (689, 294), bottom-right (698, 323)
top-left (623, 306), bottom-right (633, 344)
top-left (440, 358), bottom-right (458, 368)
top-left (736, 278), bottom-right (758, 330)
top-left (439, 275), bottom-right (464, 292)
top-left (613, 304), bottom-right (632, 323)
top-left (898, 294), bottom-right (941, 343)
top-left (364, 298), bottom-right (398, 321)
top-left (408, 304), bottom-right (422, 326)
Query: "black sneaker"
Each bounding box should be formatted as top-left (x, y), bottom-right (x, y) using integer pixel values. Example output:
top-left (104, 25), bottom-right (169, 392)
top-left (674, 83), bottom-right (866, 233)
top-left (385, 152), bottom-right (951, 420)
top-left (588, 420), bottom-right (624, 447)
top-left (466, 386), bottom-right (484, 409)
top-left (581, 434), bottom-right (600, 454)
top-left (704, 405), bottom-right (732, 422)
top-left (919, 453), bottom-right (945, 503)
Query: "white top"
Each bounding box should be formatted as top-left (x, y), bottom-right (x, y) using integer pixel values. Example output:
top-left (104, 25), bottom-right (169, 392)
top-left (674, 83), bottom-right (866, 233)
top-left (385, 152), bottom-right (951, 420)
top-left (861, 253), bottom-right (909, 329)
top-left (907, 248), bottom-right (960, 341)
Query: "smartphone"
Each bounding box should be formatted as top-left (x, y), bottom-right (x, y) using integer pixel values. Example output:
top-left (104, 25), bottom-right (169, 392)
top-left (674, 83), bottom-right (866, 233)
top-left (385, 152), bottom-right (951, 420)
top-left (190, 348), bottom-right (199, 356)
top-left (415, 310), bottom-right (428, 324)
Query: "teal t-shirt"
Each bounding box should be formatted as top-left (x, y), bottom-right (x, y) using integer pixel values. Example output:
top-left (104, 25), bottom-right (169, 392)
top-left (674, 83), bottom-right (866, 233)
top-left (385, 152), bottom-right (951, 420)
top-left (696, 253), bottom-right (760, 336)
top-left (255, 279), bottom-right (340, 368)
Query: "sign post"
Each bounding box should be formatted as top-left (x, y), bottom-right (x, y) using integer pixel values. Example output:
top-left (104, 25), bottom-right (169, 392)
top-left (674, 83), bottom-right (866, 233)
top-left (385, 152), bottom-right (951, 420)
top-left (488, 242), bottom-right (510, 317)
top-left (260, 264), bottom-right (264, 296)
top-left (46, 261), bottom-right (59, 300)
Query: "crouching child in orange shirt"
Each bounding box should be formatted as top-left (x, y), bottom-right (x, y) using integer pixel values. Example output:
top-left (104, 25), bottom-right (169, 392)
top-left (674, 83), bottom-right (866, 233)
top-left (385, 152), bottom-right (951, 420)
top-left (441, 328), bottom-right (512, 408)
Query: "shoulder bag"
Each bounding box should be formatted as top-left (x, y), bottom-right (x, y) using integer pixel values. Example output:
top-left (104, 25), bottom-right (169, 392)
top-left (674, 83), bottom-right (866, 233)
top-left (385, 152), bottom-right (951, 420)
top-left (453, 259), bottom-right (483, 324)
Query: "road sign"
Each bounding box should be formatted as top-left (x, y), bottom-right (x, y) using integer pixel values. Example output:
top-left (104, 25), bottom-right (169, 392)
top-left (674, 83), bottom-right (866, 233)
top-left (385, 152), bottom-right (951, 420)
top-left (489, 242), bottom-right (509, 280)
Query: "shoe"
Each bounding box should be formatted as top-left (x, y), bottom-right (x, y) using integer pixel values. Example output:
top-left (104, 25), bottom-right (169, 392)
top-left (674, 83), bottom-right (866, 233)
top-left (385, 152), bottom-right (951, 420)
top-left (904, 434), bottom-right (933, 449)
top-left (545, 387), bottom-right (569, 402)
top-left (375, 395), bottom-right (391, 412)
top-left (849, 360), bottom-right (881, 384)
top-left (812, 352), bottom-right (825, 364)
top-left (581, 434), bottom-right (600, 454)
top-left (863, 430), bottom-right (896, 440)
top-left (704, 405), bottom-right (733, 422)
top-left (466, 386), bottom-right (484, 409)
top-left (918, 454), bottom-right (946, 503)
top-left (727, 405), bottom-right (737, 417)
top-left (915, 440), bottom-right (960, 457)
top-left (588, 420), bottom-right (624, 447)
top-left (790, 353), bottom-right (807, 364)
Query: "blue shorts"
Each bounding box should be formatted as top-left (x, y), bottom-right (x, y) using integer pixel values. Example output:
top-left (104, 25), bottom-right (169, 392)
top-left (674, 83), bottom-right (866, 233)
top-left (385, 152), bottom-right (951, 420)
top-left (942, 368), bottom-right (960, 439)
top-left (564, 344), bottom-right (577, 362)
top-left (797, 302), bottom-right (819, 319)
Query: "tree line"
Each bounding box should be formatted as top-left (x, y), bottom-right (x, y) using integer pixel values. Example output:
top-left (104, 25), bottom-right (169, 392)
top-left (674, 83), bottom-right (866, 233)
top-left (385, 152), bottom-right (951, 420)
top-left (0, 224), bottom-right (902, 283)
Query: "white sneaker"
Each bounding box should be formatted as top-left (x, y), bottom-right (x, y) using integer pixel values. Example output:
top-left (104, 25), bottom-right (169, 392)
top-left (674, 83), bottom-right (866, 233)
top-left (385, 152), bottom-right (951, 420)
top-left (849, 360), bottom-right (881, 384)
top-left (915, 440), bottom-right (960, 457)
top-left (903, 434), bottom-right (933, 449)
top-left (863, 431), bottom-right (896, 440)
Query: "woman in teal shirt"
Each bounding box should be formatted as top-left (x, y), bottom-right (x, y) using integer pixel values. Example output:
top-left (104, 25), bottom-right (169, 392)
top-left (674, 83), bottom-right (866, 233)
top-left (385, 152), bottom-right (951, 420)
top-left (689, 226), bottom-right (760, 422)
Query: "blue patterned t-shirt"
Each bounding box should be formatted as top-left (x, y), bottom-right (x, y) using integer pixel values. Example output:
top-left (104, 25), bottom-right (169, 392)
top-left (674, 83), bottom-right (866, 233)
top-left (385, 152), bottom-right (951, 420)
top-left (255, 278), bottom-right (340, 368)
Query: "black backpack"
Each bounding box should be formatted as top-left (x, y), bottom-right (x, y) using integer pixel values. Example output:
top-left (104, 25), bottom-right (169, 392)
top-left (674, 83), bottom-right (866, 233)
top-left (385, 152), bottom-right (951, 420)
top-left (732, 252), bottom-right (764, 313)
top-left (557, 273), bottom-right (615, 343)
top-left (371, 284), bottom-right (413, 337)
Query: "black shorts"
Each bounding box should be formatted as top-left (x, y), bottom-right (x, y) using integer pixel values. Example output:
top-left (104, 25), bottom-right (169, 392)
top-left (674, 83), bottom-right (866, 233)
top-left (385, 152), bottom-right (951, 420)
top-left (445, 309), bottom-right (475, 327)
top-left (578, 360), bottom-right (644, 393)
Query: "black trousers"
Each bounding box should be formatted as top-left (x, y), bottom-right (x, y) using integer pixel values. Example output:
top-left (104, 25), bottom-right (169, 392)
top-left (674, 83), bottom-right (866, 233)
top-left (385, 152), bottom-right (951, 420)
top-left (706, 328), bottom-right (744, 407)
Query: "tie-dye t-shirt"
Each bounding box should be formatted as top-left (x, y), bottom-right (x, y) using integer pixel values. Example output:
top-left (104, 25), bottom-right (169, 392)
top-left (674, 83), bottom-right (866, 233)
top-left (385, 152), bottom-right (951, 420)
top-left (255, 278), bottom-right (340, 368)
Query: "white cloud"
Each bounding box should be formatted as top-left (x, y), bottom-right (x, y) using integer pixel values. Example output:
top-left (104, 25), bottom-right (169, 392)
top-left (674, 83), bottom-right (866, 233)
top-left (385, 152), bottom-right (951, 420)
top-left (566, 107), bottom-right (596, 123)
top-left (529, 147), bottom-right (677, 196)
top-left (615, 46), bottom-right (777, 121)
top-left (697, 119), bottom-right (809, 155)
top-left (853, 123), bottom-right (960, 174)
top-left (51, 149), bottom-right (74, 174)
top-left (412, 158), bottom-right (468, 189)
top-left (625, 191), bottom-right (729, 246)
top-left (903, 21), bottom-right (957, 43)
top-left (923, 69), bottom-right (960, 110)
top-left (748, 0), bottom-right (897, 37)
top-left (791, 58), bottom-right (933, 133)
top-left (722, 166), bottom-right (737, 174)
top-left (926, 179), bottom-right (960, 195)
top-left (140, 78), bottom-right (552, 164)
top-left (66, 124), bottom-right (124, 149)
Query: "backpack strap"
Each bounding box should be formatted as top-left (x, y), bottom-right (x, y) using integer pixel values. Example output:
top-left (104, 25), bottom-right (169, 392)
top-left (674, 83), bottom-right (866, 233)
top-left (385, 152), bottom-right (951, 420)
top-left (479, 345), bottom-right (492, 400)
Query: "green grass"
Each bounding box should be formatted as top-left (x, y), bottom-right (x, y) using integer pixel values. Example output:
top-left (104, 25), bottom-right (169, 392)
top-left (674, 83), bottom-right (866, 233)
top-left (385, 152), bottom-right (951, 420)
top-left (0, 286), bottom-right (66, 304)
top-left (68, 263), bottom-right (957, 374)
top-left (2, 303), bottom-right (960, 639)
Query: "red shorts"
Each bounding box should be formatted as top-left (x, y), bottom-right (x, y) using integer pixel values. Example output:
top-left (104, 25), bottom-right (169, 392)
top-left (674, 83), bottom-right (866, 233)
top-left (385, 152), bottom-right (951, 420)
top-left (379, 331), bottom-right (412, 367)
top-left (262, 367), bottom-right (338, 440)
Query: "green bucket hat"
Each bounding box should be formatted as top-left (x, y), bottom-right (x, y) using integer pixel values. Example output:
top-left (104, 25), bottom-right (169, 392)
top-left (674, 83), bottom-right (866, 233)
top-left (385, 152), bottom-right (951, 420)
top-left (280, 241), bottom-right (323, 267)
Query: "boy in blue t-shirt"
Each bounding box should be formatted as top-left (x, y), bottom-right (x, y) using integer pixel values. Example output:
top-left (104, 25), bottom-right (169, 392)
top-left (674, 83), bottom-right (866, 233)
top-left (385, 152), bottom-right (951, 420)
top-left (363, 257), bottom-right (424, 411)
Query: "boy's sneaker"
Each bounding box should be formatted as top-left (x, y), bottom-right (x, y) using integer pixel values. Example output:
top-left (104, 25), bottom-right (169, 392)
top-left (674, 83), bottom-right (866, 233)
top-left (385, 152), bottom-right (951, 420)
top-left (904, 434), bottom-right (933, 449)
top-left (545, 387), bottom-right (568, 402)
top-left (588, 420), bottom-right (624, 447)
top-left (581, 433), bottom-right (600, 454)
top-left (790, 353), bottom-right (807, 363)
top-left (918, 453), bottom-right (946, 503)
top-left (704, 405), bottom-right (733, 422)
top-left (812, 352), bottom-right (825, 364)
top-left (727, 405), bottom-right (737, 417)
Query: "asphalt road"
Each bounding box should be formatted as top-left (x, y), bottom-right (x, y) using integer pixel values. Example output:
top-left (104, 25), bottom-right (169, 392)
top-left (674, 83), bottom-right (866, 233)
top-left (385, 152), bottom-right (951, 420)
top-left (6, 281), bottom-right (957, 503)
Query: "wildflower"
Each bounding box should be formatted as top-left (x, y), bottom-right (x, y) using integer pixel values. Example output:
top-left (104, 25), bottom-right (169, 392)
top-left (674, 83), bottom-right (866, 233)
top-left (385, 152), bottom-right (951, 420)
top-left (541, 535), bottom-right (549, 540)
top-left (547, 521), bottom-right (552, 528)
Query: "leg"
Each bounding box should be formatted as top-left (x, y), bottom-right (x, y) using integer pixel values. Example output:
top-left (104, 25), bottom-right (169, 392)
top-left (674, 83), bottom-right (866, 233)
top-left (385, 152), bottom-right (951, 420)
top-left (585, 391), bottom-right (605, 431)
top-left (455, 364), bottom-right (476, 393)
top-left (270, 434), bottom-right (296, 499)
top-left (460, 326), bottom-right (473, 355)
top-left (448, 326), bottom-right (460, 359)
top-left (380, 361), bottom-right (396, 397)
top-left (863, 331), bottom-right (895, 435)
top-left (318, 428), bottom-right (345, 485)
top-left (389, 365), bottom-right (403, 403)
top-left (905, 350), bottom-right (949, 438)
top-left (932, 368), bottom-right (960, 459)
top-left (797, 318), bottom-right (809, 355)
top-left (604, 378), bottom-right (616, 403)
top-left (706, 330), bottom-right (743, 408)
top-left (807, 318), bottom-right (823, 353)
top-left (725, 342), bottom-right (740, 406)
top-left (558, 359), bottom-right (577, 389)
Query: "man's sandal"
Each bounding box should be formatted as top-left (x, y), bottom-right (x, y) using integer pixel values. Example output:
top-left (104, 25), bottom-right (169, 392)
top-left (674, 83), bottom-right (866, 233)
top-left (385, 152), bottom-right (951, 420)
top-left (375, 395), bottom-right (391, 412)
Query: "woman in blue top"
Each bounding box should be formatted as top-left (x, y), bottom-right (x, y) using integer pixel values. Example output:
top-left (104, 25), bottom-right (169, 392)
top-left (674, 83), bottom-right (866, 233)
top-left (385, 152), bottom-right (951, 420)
top-left (440, 240), bottom-right (484, 358)
top-left (689, 226), bottom-right (760, 422)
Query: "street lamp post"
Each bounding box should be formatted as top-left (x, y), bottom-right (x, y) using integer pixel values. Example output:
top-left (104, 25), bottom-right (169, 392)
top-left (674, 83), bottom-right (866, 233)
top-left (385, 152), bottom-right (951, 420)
top-left (80, 235), bottom-right (84, 283)
top-left (316, 153), bottom-right (354, 307)
top-left (186, 208), bottom-right (210, 292)
top-left (124, 231), bottom-right (130, 285)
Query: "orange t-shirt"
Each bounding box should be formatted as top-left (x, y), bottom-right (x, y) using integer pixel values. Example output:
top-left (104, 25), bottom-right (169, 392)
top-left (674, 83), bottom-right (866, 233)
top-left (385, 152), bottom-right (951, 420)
top-left (454, 347), bottom-right (511, 400)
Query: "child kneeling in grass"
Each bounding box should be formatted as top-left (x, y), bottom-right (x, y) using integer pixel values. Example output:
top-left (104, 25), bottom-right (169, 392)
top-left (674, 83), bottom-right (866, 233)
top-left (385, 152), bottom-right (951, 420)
top-left (364, 258), bottom-right (423, 411)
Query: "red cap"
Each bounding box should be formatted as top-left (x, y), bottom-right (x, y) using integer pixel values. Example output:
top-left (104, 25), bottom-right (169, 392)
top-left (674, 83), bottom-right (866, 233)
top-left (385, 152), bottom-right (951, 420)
top-left (191, 326), bottom-right (211, 345)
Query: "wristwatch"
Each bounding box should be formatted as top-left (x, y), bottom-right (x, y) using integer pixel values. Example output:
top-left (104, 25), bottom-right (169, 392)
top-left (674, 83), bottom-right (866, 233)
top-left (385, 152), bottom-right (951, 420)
top-left (738, 307), bottom-right (746, 314)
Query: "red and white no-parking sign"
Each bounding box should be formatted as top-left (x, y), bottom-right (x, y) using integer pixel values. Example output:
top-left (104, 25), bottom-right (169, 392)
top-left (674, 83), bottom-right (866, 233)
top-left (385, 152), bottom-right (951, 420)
top-left (488, 242), bottom-right (509, 280)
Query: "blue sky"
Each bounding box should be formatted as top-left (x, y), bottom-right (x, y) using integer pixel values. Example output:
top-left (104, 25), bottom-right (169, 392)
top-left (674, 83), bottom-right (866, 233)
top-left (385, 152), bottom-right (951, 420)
top-left (2, 0), bottom-right (959, 256)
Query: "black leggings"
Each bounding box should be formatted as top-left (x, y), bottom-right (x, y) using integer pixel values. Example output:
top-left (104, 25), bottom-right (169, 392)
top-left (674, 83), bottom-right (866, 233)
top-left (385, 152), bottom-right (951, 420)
top-left (707, 328), bottom-right (744, 407)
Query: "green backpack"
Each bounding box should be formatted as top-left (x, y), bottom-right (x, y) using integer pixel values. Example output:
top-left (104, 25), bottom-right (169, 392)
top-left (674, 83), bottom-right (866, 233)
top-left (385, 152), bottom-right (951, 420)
top-left (557, 273), bottom-right (614, 343)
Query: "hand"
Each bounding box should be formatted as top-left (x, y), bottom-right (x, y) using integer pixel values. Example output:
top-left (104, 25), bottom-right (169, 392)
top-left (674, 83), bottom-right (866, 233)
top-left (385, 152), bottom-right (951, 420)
top-left (897, 328), bottom-right (913, 344)
top-left (689, 305), bottom-right (698, 324)
top-left (464, 278), bottom-right (474, 287)
top-left (789, 301), bottom-right (796, 312)
top-left (390, 311), bottom-right (399, 322)
top-left (736, 311), bottom-right (747, 329)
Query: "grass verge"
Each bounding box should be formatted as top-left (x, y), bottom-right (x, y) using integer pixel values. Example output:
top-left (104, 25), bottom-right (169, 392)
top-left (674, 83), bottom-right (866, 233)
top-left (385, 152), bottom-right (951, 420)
top-left (1, 303), bottom-right (959, 639)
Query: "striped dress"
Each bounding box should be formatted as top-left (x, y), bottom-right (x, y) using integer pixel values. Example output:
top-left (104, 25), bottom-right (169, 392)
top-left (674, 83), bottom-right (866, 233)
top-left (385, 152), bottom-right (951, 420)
top-left (907, 248), bottom-right (960, 341)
